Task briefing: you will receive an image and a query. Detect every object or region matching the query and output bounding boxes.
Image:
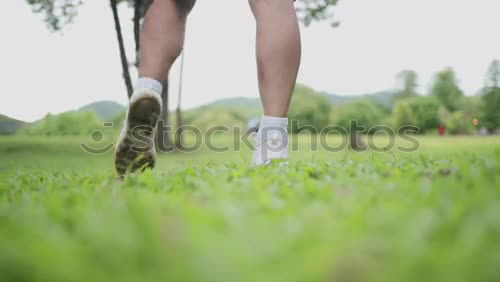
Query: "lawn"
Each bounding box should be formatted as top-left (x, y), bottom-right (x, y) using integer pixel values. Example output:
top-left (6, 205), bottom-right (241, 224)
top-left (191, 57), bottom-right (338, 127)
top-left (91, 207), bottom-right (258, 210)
top-left (0, 135), bottom-right (499, 282)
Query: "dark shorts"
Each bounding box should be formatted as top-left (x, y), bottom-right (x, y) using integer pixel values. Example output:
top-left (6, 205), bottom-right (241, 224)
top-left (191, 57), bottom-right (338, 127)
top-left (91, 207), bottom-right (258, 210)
top-left (146, 0), bottom-right (294, 15)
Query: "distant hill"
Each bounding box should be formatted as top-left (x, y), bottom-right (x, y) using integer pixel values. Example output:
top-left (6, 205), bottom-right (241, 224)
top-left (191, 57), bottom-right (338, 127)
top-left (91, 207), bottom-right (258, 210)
top-left (202, 91), bottom-right (396, 110)
top-left (181, 97), bottom-right (262, 130)
top-left (321, 90), bottom-right (396, 109)
top-left (0, 90), bottom-right (397, 135)
top-left (0, 101), bottom-right (125, 135)
top-left (202, 97), bottom-right (261, 109)
top-left (179, 91), bottom-right (396, 130)
top-left (0, 114), bottom-right (27, 135)
top-left (78, 101), bottom-right (125, 120)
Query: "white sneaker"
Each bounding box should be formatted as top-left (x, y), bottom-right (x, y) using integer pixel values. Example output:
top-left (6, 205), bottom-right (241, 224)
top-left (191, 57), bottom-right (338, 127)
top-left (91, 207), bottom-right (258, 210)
top-left (114, 89), bottom-right (162, 177)
top-left (251, 130), bottom-right (289, 167)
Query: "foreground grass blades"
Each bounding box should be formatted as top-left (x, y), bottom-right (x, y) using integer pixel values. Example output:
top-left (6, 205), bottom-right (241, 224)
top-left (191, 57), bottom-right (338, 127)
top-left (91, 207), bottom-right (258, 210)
top-left (0, 136), bottom-right (499, 282)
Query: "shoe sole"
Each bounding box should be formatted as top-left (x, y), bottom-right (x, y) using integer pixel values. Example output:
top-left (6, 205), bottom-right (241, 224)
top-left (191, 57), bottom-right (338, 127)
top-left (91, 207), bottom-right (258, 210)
top-left (115, 96), bottom-right (161, 177)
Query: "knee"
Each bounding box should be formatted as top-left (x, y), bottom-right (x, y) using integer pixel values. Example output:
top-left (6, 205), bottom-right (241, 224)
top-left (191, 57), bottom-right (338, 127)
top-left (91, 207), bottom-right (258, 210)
top-left (249, 0), bottom-right (293, 16)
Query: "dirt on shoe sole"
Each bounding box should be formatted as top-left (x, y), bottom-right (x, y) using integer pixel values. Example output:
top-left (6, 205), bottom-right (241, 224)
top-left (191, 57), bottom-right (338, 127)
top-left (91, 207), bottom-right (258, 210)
top-left (115, 96), bottom-right (161, 177)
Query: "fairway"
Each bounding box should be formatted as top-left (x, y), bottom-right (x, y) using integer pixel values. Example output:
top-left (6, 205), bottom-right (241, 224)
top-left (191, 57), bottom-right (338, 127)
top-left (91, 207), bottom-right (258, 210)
top-left (1, 136), bottom-right (499, 282)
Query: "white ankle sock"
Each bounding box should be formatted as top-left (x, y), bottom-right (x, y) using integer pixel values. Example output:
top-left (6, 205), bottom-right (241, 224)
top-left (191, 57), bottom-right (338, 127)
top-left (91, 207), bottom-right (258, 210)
top-left (259, 116), bottom-right (288, 136)
top-left (252, 116), bottom-right (289, 166)
top-left (135, 77), bottom-right (163, 94)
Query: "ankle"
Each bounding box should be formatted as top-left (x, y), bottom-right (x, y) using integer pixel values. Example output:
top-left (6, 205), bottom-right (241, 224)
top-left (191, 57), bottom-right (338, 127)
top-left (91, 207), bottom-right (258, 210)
top-left (258, 116), bottom-right (288, 140)
top-left (135, 77), bottom-right (163, 95)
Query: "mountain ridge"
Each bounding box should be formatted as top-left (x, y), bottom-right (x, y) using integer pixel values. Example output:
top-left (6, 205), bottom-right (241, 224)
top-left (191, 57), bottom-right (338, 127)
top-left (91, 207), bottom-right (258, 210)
top-left (0, 90), bottom-right (396, 134)
top-left (77, 100), bottom-right (126, 120)
top-left (0, 114), bottom-right (27, 135)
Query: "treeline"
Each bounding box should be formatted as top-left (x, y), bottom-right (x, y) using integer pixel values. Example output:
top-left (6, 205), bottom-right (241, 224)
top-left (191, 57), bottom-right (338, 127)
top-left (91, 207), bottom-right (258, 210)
top-left (290, 60), bottom-right (500, 135)
top-left (17, 61), bottom-right (500, 137)
top-left (20, 111), bottom-right (121, 136)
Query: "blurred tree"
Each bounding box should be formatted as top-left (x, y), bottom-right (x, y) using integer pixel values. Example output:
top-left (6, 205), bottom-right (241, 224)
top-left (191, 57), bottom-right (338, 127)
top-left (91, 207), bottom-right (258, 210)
top-left (335, 100), bottom-right (386, 133)
top-left (430, 68), bottom-right (464, 112)
top-left (485, 59), bottom-right (500, 89)
top-left (26, 0), bottom-right (83, 31)
top-left (289, 85), bottom-right (332, 133)
top-left (181, 109), bottom-right (247, 132)
top-left (436, 96), bottom-right (481, 136)
top-left (409, 97), bottom-right (440, 132)
top-left (479, 61), bottom-right (500, 133)
top-left (392, 101), bottom-right (416, 130)
top-left (22, 111), bottom-right (102, 136)
top-left (446, 111), bottom-right (473, 135)
top-left (480, 88), bottom-right (500, 133)
top-left (334, 100), bottom-right (386, 151)
top-left (457, 96), bottom-right (481, 121)
top-left (395, 70), bottom-right (419, 99)
top-left (296, 0), bottom-right (340, 27)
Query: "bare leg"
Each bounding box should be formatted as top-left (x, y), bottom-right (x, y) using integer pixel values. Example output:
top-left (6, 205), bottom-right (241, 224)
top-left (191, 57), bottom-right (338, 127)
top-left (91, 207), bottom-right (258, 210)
top-left (115, 0), bottom-right (195, 177)
top-left (249, 0), bottom-right (301, 117)
top-left (139, 0), bottom-right (194, 81)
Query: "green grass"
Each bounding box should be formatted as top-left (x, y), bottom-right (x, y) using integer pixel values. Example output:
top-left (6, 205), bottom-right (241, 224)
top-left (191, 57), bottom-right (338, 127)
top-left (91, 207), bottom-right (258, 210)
top-left (0, 135), bottom-right (499, 282)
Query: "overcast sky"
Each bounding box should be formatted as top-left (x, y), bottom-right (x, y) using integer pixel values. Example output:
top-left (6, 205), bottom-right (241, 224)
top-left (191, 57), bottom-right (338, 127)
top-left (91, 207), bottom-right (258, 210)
top-left (1, 0), bottom-right (499, 122)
